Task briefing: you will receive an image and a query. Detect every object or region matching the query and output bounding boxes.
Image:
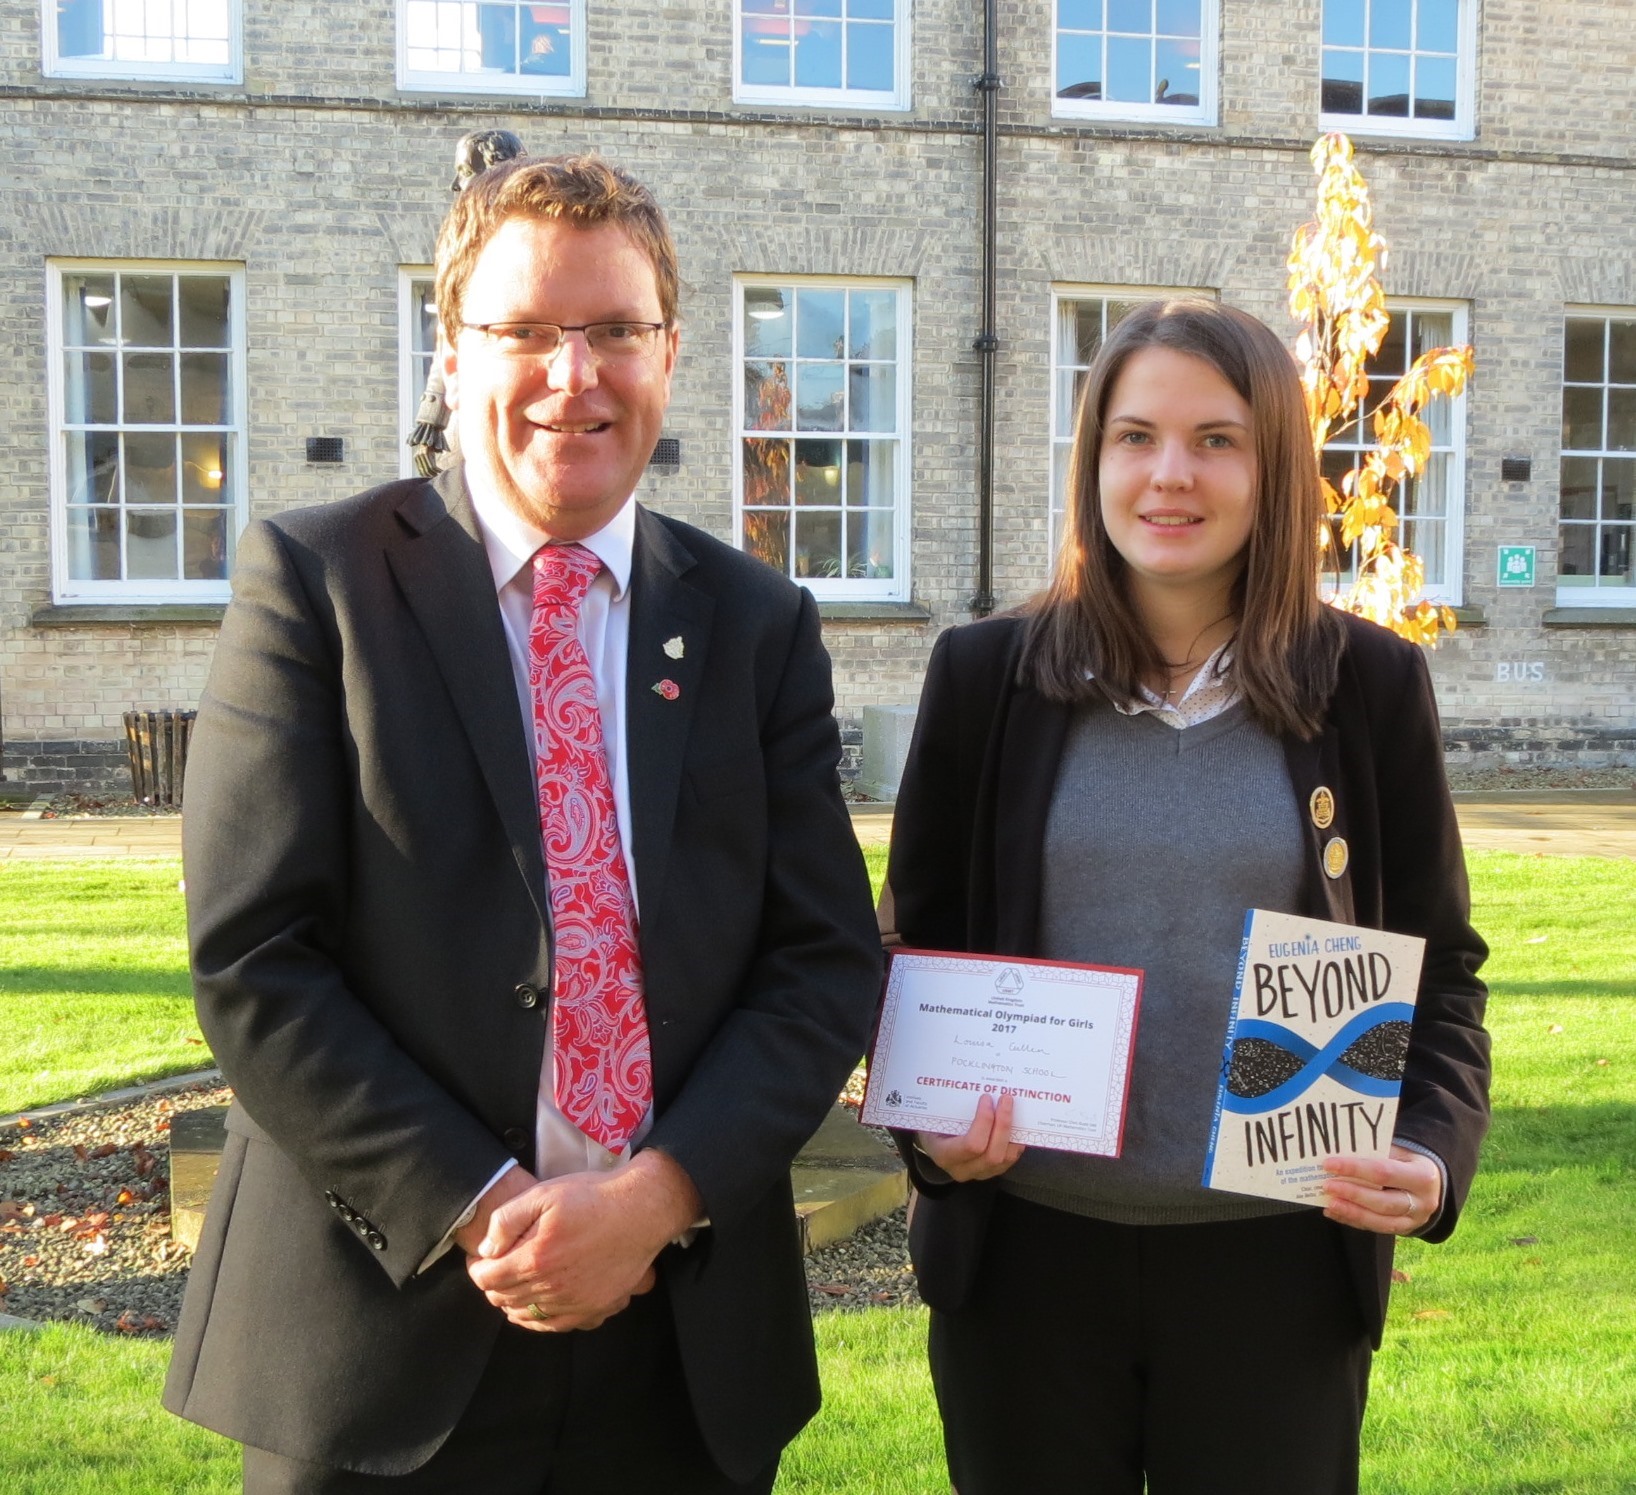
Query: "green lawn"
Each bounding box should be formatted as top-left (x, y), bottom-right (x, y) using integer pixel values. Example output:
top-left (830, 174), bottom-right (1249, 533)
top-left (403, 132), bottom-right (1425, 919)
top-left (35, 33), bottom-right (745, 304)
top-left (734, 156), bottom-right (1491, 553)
top-left (1, 849), bottom-right (1632, 1493)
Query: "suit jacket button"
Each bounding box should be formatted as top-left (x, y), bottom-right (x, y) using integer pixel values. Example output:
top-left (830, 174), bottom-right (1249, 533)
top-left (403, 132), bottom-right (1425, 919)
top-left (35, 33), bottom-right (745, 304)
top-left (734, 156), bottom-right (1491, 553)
top-left (515, 983), bottom-right (541, 1009)
top-left (503, 1127), bottom-right (529, 1154)
top-left (365, 1229), bottom-right (387, 1251)
top-left (324, 1191), bottom-right (340, 1210)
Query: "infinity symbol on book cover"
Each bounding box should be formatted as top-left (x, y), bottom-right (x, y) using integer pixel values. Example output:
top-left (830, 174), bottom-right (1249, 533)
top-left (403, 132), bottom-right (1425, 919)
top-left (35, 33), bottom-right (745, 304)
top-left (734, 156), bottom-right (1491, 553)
top-left (1220, 1003), bottom-right (1415, 1114)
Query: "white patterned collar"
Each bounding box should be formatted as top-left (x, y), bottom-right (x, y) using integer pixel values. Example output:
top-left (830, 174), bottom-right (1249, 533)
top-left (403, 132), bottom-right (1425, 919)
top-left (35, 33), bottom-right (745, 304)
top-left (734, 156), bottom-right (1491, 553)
top-left (1086, 642), bottom-right (1239, 730)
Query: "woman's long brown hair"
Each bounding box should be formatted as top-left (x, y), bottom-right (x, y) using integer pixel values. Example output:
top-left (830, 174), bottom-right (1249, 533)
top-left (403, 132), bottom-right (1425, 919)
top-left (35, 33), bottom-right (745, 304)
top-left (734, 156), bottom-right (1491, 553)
top-left (1022, 298), bottom-right (1343, 740)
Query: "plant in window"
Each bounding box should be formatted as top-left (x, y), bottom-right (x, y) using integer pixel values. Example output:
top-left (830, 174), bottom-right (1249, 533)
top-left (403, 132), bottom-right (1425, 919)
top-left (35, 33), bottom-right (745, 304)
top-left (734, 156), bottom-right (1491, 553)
top-left (1288, 133), bottom-right (1473, 644)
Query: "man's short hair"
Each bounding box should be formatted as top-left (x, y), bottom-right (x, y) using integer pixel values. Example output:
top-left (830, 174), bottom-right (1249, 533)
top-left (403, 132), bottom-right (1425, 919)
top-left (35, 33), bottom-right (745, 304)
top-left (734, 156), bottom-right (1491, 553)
top-left (435, 153), bottom-right (680, 335)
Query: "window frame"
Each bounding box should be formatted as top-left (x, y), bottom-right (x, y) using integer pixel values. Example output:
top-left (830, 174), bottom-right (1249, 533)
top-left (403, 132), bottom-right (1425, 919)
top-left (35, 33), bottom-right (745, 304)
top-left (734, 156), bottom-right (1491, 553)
top-left (1321, 297), bottom-right (1470, 607)
top-left (1047, 284), bottom-right (1213, 560)
top-left (46, 259), bottom-right (249, 605)
top-left (1051, 1), bottom-right (1220, 127)
top-left (399, 268), bottom-right (440, 481)
top-left (732, 0), bottom-right (911, 112)
top-left (732, 273), bottom-right (913, 602)
top-left (396, 0), bottom-right (586, 98)
top-left (1556, 306), bottom-right (1636, 608)
top-left (1318, 0), bottom-right (1478, 143)
top-left (41, 0), bottom-right (243, 85)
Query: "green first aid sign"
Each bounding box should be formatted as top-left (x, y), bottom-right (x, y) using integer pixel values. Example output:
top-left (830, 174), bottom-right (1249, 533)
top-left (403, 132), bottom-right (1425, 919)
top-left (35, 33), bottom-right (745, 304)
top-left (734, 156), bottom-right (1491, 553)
top-left (1497, 546), bottom-right (1536, 587)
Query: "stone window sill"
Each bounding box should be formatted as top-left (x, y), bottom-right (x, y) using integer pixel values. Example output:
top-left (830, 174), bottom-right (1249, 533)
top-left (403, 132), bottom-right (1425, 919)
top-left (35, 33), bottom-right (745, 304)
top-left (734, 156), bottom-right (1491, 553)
top-left (817, 602), bottom-right (931, 622)
top-left (32, 604), bottom-right (227, 628)
top-left (1542, 607), bottom-right (1636, 627)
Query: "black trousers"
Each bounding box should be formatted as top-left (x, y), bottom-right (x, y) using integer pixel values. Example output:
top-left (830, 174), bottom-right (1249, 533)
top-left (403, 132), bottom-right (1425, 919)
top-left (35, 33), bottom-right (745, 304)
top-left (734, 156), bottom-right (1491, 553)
top-left (243, 1284), bottom-right (778, 1495)
top-left (929, 1194), bottom-right (1372, 1495)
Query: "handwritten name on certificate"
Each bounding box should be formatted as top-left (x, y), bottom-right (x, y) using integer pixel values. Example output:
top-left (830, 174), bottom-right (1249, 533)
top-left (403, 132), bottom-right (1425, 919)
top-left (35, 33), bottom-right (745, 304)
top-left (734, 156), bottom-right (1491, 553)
top-left (861, 949), bottom-right (1143, 1156)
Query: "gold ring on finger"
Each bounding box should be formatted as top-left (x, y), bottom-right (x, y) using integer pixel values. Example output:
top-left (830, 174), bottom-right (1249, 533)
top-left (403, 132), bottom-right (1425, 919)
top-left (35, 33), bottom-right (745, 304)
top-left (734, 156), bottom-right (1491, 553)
top-left (527, 1302), bottom-right (551, 1323)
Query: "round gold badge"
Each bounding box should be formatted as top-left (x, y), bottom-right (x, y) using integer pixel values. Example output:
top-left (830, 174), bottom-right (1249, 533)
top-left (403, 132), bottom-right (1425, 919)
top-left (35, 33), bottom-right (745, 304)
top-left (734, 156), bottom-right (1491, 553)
top-left (1309, 786), bottom-right (1335, 830)
top-left (1323, 836), bottom-right (1349, 880)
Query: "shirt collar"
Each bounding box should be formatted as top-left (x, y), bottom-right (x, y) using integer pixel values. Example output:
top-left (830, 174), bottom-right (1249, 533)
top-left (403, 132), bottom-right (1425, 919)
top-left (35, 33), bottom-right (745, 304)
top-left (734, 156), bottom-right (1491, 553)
top-left (463, 469), bottom-right (636, 602)
top-left (1084, 642), bottom-right (1235, 717)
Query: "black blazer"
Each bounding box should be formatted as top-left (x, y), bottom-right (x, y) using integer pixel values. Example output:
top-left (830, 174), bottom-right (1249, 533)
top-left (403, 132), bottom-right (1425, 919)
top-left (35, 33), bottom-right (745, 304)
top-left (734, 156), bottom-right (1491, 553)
top-left (887, 610), bottom-right (1490, 1346)
top-left (163, 472), bottom-right (882, 1481)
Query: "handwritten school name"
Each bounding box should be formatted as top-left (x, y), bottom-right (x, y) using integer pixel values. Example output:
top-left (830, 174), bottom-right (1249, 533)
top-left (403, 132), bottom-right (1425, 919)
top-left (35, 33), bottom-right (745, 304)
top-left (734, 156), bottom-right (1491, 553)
top-left (1252, 951), bottom-right (1393, 1025)
top-left (1242, 1100), bottom-right (1385, 1167)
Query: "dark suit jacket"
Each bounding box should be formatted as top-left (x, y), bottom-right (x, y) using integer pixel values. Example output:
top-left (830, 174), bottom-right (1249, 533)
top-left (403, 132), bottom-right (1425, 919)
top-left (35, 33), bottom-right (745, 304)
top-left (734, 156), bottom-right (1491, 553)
top-left (887, 609), bottom-right (1491, 1347)
top-left (163, 472), bottom-right (882, 1481)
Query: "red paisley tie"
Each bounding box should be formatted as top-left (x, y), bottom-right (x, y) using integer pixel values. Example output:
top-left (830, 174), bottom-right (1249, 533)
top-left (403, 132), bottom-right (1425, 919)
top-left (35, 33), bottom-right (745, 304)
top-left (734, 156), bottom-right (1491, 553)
top-left (529, 543), bottom-right (652, 1153)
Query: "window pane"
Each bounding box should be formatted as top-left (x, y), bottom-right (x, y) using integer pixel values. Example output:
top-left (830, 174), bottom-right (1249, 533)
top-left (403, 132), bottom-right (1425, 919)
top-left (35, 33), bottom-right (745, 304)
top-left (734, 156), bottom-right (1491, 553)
top-left (123, 352), bottom-right (176, 424)
top-left (1558, 457), bottom-right (1599, 521)
top-left (1414, 55), bottom-right (1456, 120)
top-left (1154, 38), bottom-right (1199, 105)
top-left (57, 0), bottom-right (106, 59)
top-left (178, 275), bottom-right (232, 347)
top-left (795, 362), bottom-right (844, 430)
top-left (1562, 387), bottom-right (1605, 450)
top-left (1609, 320), bottom-right (1636, 383)
top-left (795, 0), bottom-right (843, 15)
top-left (1323, 0), bottom-right (1365, 47)
top-left (794, 440), bottom-right (842, 504)
top-left (66, 507), bottom-right (121, 580)
top-left (848, 363), bottom-right (895, 432)
top-left (124, 433), bottom-right (179, 505)
top-left (743, 508), bottom-right (790, 575)
top-left (120, 275), bottom-right (174, 347)
top-left (1059, 0), bottom-right (1103, 29)
top-left (1107, 0), bottom-right (1151, 33)
top-left (1056, 367), bottom-right (1083, 434)
top-left (1608, 388), bottom-right (1636, 452)
top-left (1367, 51), bottom-right (1411, 115)
top-left (1408, 453), bottom-right (1449, 517)
top-left (1602, 527), bottom-right (1636, 584)
top-left (849, 290), bottom-right (896, 359)
top-left (182, 432), bottom-right (230, 505)
top-left (1057, 32), bottom-right (1103, 99)
top-left (66, 431), bottom-right (122, 505)
top-left (744, 361), bottom-right (793, 430)
top-left (845, 438), bottom-right (895, 507)
top-left (744, 289), bottom-right (794, 356)
top-left (847, 505), bottom-right (894, 579)
top-left (846, 20), bottom-right (894, 91)
top-left (476, 4), bottom-right (519, 71)
top-left (126, 509), bottom-right (180, 581)
top-left (794, 19), bottom-right (843, 88)
top-left (1369, 0), bottom-right (1412, 50)
top-left (64, 275), bottom-right (118, 346)
top-left (1564, 318), bottom-right (1606, 382)
top-left (1401, 513), bottom-right (1445, 583)
top-left (1557, 524), bottom-right (1595, 582)
top-left (1408, 309), bottom-right (1453, 360)
top-left (1059, 301), bottom-right (1101, 366)
top-left (1417, 0), bottom-right (1458, 52)
top-left (741, 16), bottom-right (790, 83)
top-left (742, 437), bottom-right (792, 508)
top-left (796, 289), bottom-right (845, 358)
top-left (1604, 458), bottom-right (1636, 521)
top-left (67, 352), bottom-right (118, 425)
top-left (1106, 35), bottom-right (1152, 102)
top-left (850, 0), bottom-right (895, 18)
top-left (1321, 48), bottom-right (1364, 112)
top-left (520, 9), bottom-right (569, 75)
top-left (792, 509), bottom-right (841, 580)
top-left (183, 508), bottom-right (230, 580)
top-left (179, 352), bottom-right (230, 424)
top-left (1376, 313), bottom-right (1407, 373)
top-left (1156, 0), bottom-right (1200, 38)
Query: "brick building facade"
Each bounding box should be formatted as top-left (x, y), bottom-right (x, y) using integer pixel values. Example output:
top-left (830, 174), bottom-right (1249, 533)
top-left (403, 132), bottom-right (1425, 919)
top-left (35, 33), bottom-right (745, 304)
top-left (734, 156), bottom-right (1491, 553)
top-left (2, 1), bottom-right (1633, 790)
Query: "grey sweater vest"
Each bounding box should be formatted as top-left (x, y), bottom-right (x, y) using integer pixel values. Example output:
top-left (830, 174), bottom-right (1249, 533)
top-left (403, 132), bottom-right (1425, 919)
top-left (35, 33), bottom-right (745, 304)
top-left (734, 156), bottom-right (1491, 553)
top-left (1002, 700), bottom-right (1309, 1226)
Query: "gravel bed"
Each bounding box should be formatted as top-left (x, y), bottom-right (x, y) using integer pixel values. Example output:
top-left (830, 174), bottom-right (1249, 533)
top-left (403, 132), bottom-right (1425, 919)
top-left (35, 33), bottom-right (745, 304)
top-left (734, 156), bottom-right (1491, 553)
top-left (1445, 765), bottom-right (1633, 791)
top-left (0, 1080), bottom-right (227, 1338)
top-left (2, 1080), bottom-right (921, 1338)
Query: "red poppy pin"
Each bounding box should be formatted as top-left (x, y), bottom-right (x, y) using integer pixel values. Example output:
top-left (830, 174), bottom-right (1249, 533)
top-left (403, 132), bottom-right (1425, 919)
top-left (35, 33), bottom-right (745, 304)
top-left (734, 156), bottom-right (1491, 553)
top-left (653, 679), bottom-right (681, 700)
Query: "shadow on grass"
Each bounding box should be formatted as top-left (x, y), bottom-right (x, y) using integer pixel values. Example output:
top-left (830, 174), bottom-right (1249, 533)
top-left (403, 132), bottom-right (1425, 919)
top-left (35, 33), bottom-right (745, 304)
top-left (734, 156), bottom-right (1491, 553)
top-left (0, 969), bottom-right (192, 997)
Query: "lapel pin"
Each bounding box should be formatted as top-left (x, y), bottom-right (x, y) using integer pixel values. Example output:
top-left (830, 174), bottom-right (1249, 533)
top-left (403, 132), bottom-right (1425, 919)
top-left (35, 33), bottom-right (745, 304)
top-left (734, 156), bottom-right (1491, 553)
top-left (663, 635), bottom-right (685, 660)
top-left (1322, 835), bottom-right (1349, 880)
top-left (1309, 786), bottom-right (1335, 830)
top-left (653, 679), bottom-right (681, 701)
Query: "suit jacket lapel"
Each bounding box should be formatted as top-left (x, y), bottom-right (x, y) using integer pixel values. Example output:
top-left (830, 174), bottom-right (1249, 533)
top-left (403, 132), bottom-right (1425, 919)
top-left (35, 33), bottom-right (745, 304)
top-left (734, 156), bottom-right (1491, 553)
top-left (625, 506), bottom-right (714, 927)
top-left (385, 471), bottom-right (551, 928)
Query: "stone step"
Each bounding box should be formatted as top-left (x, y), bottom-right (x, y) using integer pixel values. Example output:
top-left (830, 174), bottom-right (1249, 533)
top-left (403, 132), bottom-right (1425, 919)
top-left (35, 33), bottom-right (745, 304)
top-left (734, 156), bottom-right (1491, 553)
top-left (170, 1101), bottom-right (905, 1257)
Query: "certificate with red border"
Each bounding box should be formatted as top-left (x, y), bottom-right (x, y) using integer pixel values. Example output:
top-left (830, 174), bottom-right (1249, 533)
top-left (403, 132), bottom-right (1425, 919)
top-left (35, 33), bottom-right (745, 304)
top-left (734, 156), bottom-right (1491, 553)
top-left (861, 948), bottom-right (1144, 1157)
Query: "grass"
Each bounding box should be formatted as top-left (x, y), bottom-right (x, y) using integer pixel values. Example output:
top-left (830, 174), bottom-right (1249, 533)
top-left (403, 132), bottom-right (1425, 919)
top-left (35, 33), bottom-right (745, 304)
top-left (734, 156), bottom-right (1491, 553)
top-left (0, 849), bottom-right (1631, 1492)
top-left (0, 861), bottom-right (204, 1116)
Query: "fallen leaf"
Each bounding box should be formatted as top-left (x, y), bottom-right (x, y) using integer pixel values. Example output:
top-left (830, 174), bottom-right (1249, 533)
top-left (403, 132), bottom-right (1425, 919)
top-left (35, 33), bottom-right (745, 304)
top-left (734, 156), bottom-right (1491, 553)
top-left (83, 1236), bottom-right (109, 1257)
top-left (1595, 1059), bottom-right (1610, 1067)
top-left (0, 1201), bottom-right (24, 1221)
top-left (814, 1284), bottom-right (850, 1297)
top-left (39, 1376), bottom-right (57, 1387)
top-left (0, 1149), bottom-right (16, 1163)
top-left (1523, 935), bottom-right (1548, 944)
top-left (16, 1119), bottom-right (30, 1130)
top-left (1412, 1309), bottom-right (1451, 1321)
top-left (42, 1213), bottom-right (64, 1229)
top-left (114, 1311), bottom-right (142, 1334)
top-left (184, 1037), bottom-right (205, 1046)
top-left (1510, 1236), bottom-right (1539, 1246)
top-left (1548, 1024), bottom-right (1564, 1034)
top-left (142, 1315), bottom-right (166, 1331)
top-left (89, 1143), bottom-right (118, 1160)
top-left (75, 1298), bottom-right (108, 1314)
top-left (132, 1148), bottom-right (157, 1177)
top-left (869, 1291), bottom-right (894, 1304)
top-left (22, 1255), bottom-right (39, 1268)
top-left (116, 1190), bottom-right (135, 1205)
top-left (1390, 1268), bottom-right (1412, 1284)
top-left (155, 1119), bottom-right (171, 1133)
top-left (72, 1144), bottom-right (88, 1163)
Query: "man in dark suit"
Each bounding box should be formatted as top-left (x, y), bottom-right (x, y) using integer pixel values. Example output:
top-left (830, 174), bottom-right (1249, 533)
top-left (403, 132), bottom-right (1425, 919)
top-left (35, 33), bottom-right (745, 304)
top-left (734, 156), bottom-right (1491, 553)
top-left (164, 154), bottom-right (882, 1494)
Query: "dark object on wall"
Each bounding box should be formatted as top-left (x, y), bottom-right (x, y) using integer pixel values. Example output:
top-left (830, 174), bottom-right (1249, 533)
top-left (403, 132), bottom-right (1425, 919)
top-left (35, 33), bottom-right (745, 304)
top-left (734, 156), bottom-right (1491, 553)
top-left (649, 436), bottom-right (681, 471)
top-left (306, 436), bottom-right (344, 463)
top-left (124, 709), bottom-right (195, 807)
top-left (1501, 457), bottom-right (1532, 481)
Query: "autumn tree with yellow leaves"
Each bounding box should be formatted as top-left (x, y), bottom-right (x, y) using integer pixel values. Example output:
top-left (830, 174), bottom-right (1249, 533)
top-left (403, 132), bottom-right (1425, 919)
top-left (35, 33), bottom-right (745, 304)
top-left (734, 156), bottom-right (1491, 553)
top-left (1288, 134), bottom-right (1475, 645)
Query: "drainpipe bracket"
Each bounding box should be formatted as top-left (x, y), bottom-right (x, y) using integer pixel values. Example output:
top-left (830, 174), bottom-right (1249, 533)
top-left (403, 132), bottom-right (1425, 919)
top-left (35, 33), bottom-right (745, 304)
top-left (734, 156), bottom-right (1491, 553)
top-left (972, 72), bottom-right (1004, 92)
top-left (971, 333), bottom-right (1000, 353)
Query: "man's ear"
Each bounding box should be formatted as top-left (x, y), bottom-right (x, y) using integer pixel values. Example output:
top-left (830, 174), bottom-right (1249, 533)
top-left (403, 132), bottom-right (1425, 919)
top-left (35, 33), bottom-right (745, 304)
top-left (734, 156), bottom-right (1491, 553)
top-left (438, 331), bottom-right (460, 411)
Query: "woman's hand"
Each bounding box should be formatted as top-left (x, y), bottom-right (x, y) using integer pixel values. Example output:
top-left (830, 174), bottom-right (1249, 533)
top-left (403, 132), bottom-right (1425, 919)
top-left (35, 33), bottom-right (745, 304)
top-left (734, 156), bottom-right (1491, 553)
top-left (916, 1092), bottom-right (1025, 1183)
top-left (1321, 1144), bottom-right (1442, 1236)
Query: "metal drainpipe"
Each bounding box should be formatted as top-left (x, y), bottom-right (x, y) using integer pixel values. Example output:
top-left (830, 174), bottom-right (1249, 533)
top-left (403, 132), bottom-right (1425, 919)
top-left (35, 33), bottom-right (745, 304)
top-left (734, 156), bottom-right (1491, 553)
top-left (969, 0), bottom-right (1001, 619)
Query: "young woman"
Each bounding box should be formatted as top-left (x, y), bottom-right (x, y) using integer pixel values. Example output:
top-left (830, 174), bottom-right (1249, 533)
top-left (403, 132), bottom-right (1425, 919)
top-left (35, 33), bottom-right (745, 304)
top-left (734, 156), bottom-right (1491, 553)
top-left (885, 299), bottom-right (1491, 1495)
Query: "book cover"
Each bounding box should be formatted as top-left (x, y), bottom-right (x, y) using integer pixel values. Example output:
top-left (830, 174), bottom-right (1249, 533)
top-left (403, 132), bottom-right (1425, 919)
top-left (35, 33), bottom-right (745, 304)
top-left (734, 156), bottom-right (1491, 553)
top-left (1202, 909), bottom-right (1425, 1206)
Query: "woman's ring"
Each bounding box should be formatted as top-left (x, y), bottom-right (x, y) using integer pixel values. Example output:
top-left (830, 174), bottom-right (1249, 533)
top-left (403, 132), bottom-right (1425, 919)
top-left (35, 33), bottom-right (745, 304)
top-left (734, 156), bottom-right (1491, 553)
top-left (1396, 1189), bottom-right (1415, 1218)
top-left (527, 1302), bottom-right (551, 1323)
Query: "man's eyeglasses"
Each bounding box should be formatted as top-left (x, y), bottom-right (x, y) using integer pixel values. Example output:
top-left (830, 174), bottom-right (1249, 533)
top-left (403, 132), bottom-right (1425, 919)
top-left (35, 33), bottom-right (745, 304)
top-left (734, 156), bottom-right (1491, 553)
top-left (461, 321), bottom-right (668, 361)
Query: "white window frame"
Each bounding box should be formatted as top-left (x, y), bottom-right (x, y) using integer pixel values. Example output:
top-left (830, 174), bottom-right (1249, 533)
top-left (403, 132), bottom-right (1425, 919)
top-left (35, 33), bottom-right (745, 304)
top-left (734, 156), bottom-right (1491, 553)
top-left (733, 274), bottom-right (912, 602)
top-left (733, 0), bottom-right (911, 112)
top-left (1051, 1), bottom-right (1219, 126)
top-left (1047, 285), bottom-right (1213, 560)
top-left (396, 0), bottom-right (586, 97)
top-left (47, 260), bottom-right (248, 604)
top-left (1557, 306), bottom-right (1636, 608)
top-left (399, 268), bottom-right (440, 481)
top-left (1320, 298), bottom-right (1469, 607)
top-left (1319, 0), bottom-right (1477, 143)
top-left (41, 0), bottom-right (242, 84)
